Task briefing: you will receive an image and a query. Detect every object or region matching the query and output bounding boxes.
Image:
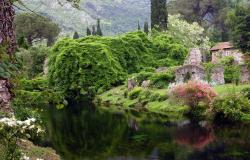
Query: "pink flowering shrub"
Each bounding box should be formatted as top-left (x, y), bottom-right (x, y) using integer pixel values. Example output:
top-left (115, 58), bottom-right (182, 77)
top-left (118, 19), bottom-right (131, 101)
top-left (170, 81), bottom-right (217, 109)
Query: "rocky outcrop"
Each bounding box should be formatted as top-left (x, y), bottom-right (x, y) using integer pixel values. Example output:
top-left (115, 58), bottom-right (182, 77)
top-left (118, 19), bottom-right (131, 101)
top-left (0, 79), bottom-right (12, 113)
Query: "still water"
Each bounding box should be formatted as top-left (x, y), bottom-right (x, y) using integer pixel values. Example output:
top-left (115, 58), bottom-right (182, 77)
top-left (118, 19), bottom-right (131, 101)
top-left (44, 103), bottom-right (250, 160)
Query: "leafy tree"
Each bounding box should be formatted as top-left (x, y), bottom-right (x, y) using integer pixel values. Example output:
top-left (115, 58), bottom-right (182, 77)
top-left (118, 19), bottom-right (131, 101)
top-left (144, 21), bottom-right (149, 35)
top-left (14, 13), bottom-right (60, 46)
top-left (151, 0), bottom-right (168, 30)
top-left (87, 27), bottom-right (92, 36)
top-left (92, 26), bottom-right (97, 35)
top-left (73, 31), bottom-right (80, 39)
top-left (166, 15), bottom-right (211, 51)
top-left (168, 0), bottom-right (236, 42)
top-left (96, 19), bottom-right (103, 36)
top-left (138, 21), bottom-right (141, 30)
top-left (227, 4), bottom-right (250, 53)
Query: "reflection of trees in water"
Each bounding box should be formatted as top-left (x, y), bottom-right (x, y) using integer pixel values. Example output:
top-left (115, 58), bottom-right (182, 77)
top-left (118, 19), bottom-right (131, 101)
top-left (44, 104), bottom-right (250, 160)
top-left (44, 103), bottom-right (176, 160)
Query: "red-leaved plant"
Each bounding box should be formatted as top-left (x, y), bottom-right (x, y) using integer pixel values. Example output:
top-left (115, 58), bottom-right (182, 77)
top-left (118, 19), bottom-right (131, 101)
top-left (170, 81), bottom-right (217, 109)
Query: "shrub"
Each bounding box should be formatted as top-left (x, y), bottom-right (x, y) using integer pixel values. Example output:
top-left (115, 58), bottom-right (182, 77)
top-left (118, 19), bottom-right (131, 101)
top-left (170, 81), bottom-right (217, 109)
top-left (128, 87), bottom-right (142, 100)
top-left (212, 93), bottom-right (250, 122)
top-left (219, 56), bottom-right (240, 84)
top-left (203, 62), bottom-right (216, 83)
top-left (224, 65), bottom-right (240, 84)
top-left (130, 71), bottom-right (154, 85)
top-left (150, 71), bottom-right (175, 89)
top-left (242, 88), bottom-right (250, 99)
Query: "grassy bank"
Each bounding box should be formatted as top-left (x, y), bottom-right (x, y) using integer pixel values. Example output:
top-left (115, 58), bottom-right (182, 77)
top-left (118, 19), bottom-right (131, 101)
top-left (95, 85), bottom-right (189, 121)
top-left (95, 83), bottom-right (250, 121)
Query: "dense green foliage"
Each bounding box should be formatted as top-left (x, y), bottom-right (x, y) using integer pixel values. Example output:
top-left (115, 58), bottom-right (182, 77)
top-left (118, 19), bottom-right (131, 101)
top-left (48, 32), bottom-right (187, 98)
top-left (0, 55), bottom-right (21, 79)
top-left (219, 56), bottom-right (240, 84)
top-left (169, 0), bottom-right (240, 42)
top-left (12, 77), bottom-right (65, 120)
top-left (212, 93), bottom-right (250, 122)
top-left (16, 46), bottom-right (48, 79)
top-left (14, 13), bottom-right (60, 46)
top-left (152, 33), bottom-right (188, 67)
top-left (227, 4), bottom-right (250, 53)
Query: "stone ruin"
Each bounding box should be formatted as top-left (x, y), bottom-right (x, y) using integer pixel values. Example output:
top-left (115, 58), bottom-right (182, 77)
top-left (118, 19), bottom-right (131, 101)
top-left (0, 79), bottom-right (12, 113)
top-left (211, 66), bottom-right (225, 85)
top-left (128, 46), bottom-right (249, 90)
top-left (175, 48), bottom-right (225, 85)
top-left (175, 65), bottom-right (206, 83)
top-left (184, 48), bottom-right (203, 66)
top-left (240, 65), bottom-right (249, 83)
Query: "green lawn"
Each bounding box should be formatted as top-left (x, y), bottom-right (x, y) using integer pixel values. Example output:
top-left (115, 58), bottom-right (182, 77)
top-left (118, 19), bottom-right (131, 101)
top-left (214, 84), bottom-right (250, 96)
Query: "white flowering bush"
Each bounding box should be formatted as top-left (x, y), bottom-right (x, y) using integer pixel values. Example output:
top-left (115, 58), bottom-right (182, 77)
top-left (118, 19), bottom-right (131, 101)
top-left (0, 117), bottom-right (44, 160)
top-left (167, 14), bottom-right (211, 51)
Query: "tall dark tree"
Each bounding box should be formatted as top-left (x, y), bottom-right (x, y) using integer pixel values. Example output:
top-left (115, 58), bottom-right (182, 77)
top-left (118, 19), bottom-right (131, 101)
top-left (0, 0), bottom-right (16, 56)
top-left (87, 27), bottom-right (92, 36)
top-left (92, 26), bottom-right (97, 35)
top-left (138, 20), bottom-right (141, 30)
top-left (73, 31), bottom-right (80, 39)
top-left (227, 4), bottom-right (250, 53)
top-left (144, 21), bottom-right (149, 35)
top-left (151, 0), bottom-right (168, 31)
top-left (96, 19), bottom-right (103, 36)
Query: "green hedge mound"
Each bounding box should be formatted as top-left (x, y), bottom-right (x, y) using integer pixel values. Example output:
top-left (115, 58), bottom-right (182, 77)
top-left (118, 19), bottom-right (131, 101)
top-left (48, 31), bottom-right (187, 99)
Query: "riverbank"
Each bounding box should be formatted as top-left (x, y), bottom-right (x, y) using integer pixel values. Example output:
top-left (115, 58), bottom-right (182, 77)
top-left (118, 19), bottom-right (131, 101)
top-left (95, 83), bottom-right (250, 121)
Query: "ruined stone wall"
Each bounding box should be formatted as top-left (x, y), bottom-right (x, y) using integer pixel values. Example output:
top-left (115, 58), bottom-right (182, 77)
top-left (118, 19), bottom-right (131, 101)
top-left (175, 65), bottom-right (206, 83)
top-left (184, 48), bottom-right (203, 65)
top-left (240, 65), bottom-right (249, 83)
top-left (212, 49), bottom-right (244, 64)
top-left (211, 66), bottom-right (225, 85)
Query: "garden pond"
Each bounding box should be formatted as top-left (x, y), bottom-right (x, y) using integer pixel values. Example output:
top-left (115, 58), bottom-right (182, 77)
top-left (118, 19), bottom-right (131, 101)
top-left (43, 102), bottom-right (250, 160)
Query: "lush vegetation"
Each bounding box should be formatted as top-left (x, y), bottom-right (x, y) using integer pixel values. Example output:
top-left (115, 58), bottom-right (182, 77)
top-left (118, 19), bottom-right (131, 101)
top-left (48, 31), bottom-right (187, 98)
top-left (0, 0), bottom-right (250, 159)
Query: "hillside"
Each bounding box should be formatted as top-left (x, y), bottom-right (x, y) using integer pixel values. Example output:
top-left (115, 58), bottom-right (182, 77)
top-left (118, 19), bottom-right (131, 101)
top-left (15, 0), bottom-right (150, 36)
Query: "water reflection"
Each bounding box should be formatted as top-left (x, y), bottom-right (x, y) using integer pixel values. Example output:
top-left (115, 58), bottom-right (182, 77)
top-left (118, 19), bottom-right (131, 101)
top-left (43, 103), bottom-right (250, 160)
top-left (174, 121), bottom-right (215, 150)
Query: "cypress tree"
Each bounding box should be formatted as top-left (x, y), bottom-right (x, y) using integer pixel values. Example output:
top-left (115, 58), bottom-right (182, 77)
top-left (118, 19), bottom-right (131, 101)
top-left (73, 31), bottom-right (79, 39)
top-left (92, 26), bottom-right (96, 35)
top-left (138, 20), bottom-right (141, 30)
top-left (96, 19), bottom-right (103, 36)
top-left (87, 27), bottom-right (91, 36)
top-left (151, 0), bottom-right (168, 31)
top-left (144, 21), bottom-right (149, 35)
